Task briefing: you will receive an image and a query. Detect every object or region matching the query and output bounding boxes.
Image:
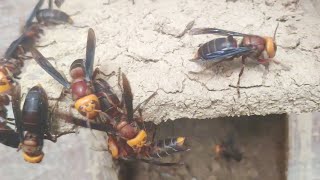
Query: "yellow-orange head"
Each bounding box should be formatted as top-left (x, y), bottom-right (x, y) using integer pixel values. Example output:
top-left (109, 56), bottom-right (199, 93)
top-left (74, 94), bottom-right (100, 119)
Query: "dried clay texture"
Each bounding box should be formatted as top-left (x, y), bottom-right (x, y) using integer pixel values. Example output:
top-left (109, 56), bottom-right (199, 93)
top-left (21, 0), bottom-right (320, 124)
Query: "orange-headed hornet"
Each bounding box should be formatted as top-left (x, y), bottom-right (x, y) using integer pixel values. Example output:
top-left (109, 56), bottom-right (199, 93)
top-left (190, 24), bottom-right (280, 97)
top-left (108, 135), bottom-right (189, 166)
top-left (31, 28), bottom-right (103, 123)
top-left (214, 134), bottom-right (242, 162)
top-left (94, 71), bottom-right (160, 151)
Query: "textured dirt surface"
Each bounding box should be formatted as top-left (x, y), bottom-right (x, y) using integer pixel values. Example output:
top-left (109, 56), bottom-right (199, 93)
top-left (22, 0), bottom-right (320, 124)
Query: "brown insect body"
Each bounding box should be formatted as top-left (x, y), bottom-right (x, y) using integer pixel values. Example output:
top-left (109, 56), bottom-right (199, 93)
top-left (94, 77), bottom-right (144, 147)
top-left (94, 78), bottom-right (122, 119)
top-left (20, 86), bottom-right (48, 162)
top-left (116, 121), bottom-right (138, 140)
top-left (69, 59), bottom-right (85, 79)
top-left (190, 26), bottom-right (279, 97)
top-left (69, 59), bottom-right (94, 100)
top-left (93, 77), bottom-right (140, 143)
top-left (240, 35), bottom-right (266, 59)
top-left (70, 80), bottom-right (93, 100)
top-left (190, 27), bottom-right (278, 62)
top-left (195, 36), bottom-right (239, 61)
top-left (18, 85), bottom-right (75, 163)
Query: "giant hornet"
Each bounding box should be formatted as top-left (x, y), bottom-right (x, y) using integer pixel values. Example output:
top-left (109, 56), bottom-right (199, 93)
top-left (31, 27), bottom-right (153, 150)
top-left (190, 24), bottom-right (280, 97)
top-left (0, 85), bottom-right (74, 163)
top-left (31, 28), bottom-right (104, 124)
top-left (93, 72), bottom-right (153, 149)
top-left (96, 70), bottom-right (190, 166)
top-left (94, 65), bottom-right (170, 151)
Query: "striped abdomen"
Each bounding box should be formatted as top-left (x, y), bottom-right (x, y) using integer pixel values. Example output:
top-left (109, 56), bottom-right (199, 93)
top-left (94, 79), bottom-right (122, 119)
top-left (70, 59), bottom-right (85, 80)
top-left (148, 137), bottom-right (189, 158)
top-left (197, 37), bottom-right (237, 60)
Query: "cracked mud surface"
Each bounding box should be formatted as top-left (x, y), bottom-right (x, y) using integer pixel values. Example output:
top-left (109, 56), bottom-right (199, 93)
top-left (22, 0), bottom-right (320, 124)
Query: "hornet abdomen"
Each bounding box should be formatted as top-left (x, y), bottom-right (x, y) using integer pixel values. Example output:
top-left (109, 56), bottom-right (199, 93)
top-left (36, 9), bottom-right (73, 25)
top-left (21, 85), bottom-right (49, 163)
top-left (149, 137), bottom-right (188, 158)
top-left (22, 86), bottom-right (48, 134)
top-left (196, 36), bottom-right (238, 61)
top-left (94, 78), bottom-right (122, 119)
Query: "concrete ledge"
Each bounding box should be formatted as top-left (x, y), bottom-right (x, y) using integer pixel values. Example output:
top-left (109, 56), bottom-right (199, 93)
top-left (23, 0), bottom-right (320, 124)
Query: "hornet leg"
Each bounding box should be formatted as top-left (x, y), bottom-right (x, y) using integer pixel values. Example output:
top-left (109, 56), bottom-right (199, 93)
top-left (92, 67), bottom-right (115, 80)
top-left (45, 129), bottom-right (76, 142)
top-left (237, 57), bottom-right (246, 98)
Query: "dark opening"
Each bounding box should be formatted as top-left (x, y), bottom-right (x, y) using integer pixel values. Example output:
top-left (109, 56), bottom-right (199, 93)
top-left (121, 114), bottom-right (288, 180)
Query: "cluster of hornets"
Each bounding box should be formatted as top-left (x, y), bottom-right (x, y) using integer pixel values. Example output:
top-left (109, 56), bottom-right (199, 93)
top-left (0, 0), bottom-right (279, 166)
